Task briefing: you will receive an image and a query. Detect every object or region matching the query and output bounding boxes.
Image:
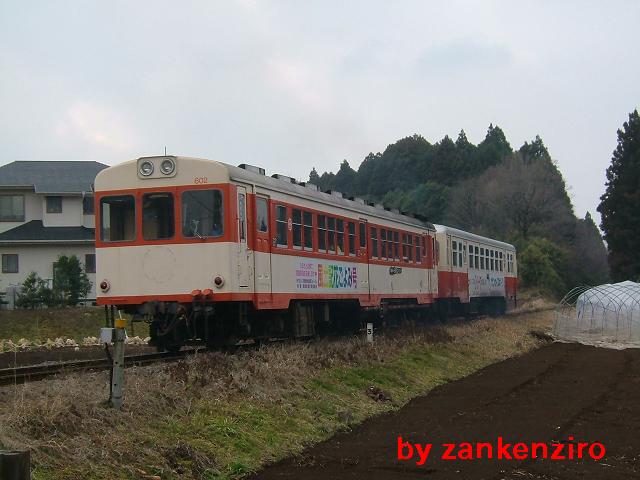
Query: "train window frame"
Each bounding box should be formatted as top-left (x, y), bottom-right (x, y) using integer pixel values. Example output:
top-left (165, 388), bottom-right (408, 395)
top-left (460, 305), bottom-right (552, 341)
top-left (100, 194), bottom-right (136, 242)
top-left (380, 229), bottom-right (387, 260)
top-left (142, 192), bottom-right (175, 241)
top-left (336, 218), bottom-right (345, 255)
top-left (292, 208), bottom-right (302, 249)
top-left (256, 197), bottom-right (268, 233)
top-left (327, 217), bottom-right (336, 254)
top-left (348, 222), bottom-right (356, 256)
top-left (318, 214), bottom-right (327, 252)
top-left (359, 222), bottom-right (366, 248)
top-left (275, 204), bottom-right (288, 247)
top-left (303, 211), bottom-right (313, 250)
top-left (468, 244), bottom-right (474, 268)
top-left (370, 226), bottom-right (378, 259)
top-left (415, 236), bottom-right (422, 264)
top-left (393, 231), bottom-right (400, 261)
top-left (181, 189), bottom-right (224, 239)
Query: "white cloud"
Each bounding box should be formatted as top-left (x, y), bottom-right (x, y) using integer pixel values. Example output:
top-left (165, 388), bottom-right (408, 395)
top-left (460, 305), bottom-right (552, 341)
top-left (55, 102), bottom-right (137, 153)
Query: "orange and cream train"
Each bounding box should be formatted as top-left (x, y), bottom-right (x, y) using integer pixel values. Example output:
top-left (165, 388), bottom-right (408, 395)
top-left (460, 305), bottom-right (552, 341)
top-left (94, 156), bottom-right (517, 351)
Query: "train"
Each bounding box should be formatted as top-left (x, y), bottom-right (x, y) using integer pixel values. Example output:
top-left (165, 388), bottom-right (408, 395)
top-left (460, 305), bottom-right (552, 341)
top-left (94, 155), bottom-right (517, 351)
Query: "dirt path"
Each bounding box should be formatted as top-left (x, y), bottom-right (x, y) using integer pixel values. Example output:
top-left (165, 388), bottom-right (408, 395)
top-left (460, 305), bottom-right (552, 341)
top-left (250, 343), bottom-right (640, 479)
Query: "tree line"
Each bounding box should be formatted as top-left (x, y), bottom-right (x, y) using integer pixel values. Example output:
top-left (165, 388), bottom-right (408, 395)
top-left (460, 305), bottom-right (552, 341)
top-left (308, 124), bottom-right (611, 297)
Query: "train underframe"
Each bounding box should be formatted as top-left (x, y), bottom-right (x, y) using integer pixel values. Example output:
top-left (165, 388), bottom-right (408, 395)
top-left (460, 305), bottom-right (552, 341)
top-left (116, 295), bottom-right (508, 352)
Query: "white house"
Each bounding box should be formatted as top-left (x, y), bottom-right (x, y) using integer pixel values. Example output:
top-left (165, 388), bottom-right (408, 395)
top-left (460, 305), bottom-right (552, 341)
top-left (0, 160), bottom-right (108, 307)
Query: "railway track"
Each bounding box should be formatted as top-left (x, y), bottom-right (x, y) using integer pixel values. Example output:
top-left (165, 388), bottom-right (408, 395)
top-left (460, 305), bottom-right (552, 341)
top-left (1, 307), bottom-right (552, 387)
top-left (0, 349), bottom-right (202, 387)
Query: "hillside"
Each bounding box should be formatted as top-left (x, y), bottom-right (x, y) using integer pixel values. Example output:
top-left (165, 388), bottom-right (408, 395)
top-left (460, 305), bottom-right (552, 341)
top-left (308, 126), bottom-right (609, 296)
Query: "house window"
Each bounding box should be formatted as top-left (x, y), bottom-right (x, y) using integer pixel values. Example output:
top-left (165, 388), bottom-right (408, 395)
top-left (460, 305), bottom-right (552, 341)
top-left (85, 254), bottom-right (96, 273)
top-left (46, 196), bottom-right (62, 213)
top-left (2, 254), bottom-right (18, 273)
top-left (143, 192), bottom-right (174, 240)
top-left (0, 195), bottom-right (25, 222)
top-left (83, 196), bottom-right (95, 215)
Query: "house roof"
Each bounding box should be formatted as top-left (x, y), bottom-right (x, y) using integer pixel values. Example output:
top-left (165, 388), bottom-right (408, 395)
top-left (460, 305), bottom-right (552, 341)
top-left (0, 161), bottom-right (108, 194)
top-left (0, 220), bottom-right (95, 244)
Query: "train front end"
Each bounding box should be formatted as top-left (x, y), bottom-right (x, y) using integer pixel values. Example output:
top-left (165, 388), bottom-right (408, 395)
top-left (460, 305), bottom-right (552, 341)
top-left (95, 156), bottom-right (238, 350)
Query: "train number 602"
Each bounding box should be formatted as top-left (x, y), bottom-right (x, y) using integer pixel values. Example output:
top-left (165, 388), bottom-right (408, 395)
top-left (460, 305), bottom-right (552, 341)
top-left (194, 177), bottom-right (208, 184)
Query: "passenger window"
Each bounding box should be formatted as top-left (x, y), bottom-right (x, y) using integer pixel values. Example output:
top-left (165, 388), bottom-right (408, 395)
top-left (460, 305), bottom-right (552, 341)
top-left (328, 217), bottom-right (336, 253)
top-left (370, 227), bottom-right (378, 258)
top-left (182, 189), bottom-right (224, 238)
top-left (318, 215), bottom-right (327, 252)
top-left (303, 211), bottom-right (313, 250)
top-left (292, 208), bottom-right (302, 248)
top-left (380, 229), bottom-right (387, 259)
top-left (452, 241), bottom-right (458, 267)
top-left (393, 232), bottom-right (400, 262)
top-left (348, 222), bottom-right (356, 256)
top-left (468, 245), bottom-right (474, 268)
top-left (143, 192), bottom-right (174, 240)
top-left (101, 195), bottom-right (136, 242)
top-left (275, 205), bottom-right (287, 247)
top-left (359, 222), bottom-right (366, 248)
top-left (415, 236), bottom-right (422, 263)
top-left (238, 194), bottom-right (246, 243)
top-left (407, 234), bottom-right (413, 262)
top-left (256, 197), bottom-right (268, 232)
top-left (337, 219), bottom-right (345, 255)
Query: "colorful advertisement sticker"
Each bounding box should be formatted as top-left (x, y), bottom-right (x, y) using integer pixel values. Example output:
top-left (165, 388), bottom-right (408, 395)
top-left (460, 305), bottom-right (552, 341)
top-left (296, 261), bottom-right (358, 290)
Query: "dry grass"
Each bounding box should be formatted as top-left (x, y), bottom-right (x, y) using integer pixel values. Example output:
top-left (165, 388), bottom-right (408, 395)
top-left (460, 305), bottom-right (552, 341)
top-left (0, 310), bottom-right (553, 480)
top-left (0, 307), bottom-right (148, 347)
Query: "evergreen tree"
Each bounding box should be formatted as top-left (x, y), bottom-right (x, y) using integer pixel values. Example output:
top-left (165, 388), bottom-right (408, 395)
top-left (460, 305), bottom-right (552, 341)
top-left (519, 135), bottom-right (551, 162)
top-left (597, 109), bottom-right (640, 281)
top-left (308, 167), bottom-right (320, 185)
top-left (53, 254), bottom-right (92, 306)
top-left (332, 160), bottom-right (357, 194)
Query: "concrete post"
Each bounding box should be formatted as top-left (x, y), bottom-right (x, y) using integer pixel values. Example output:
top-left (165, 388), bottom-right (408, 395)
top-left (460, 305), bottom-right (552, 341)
top-left (111, 320), bottom-right (126, 410)
top-left (366, 322), bottom-right (374, 344)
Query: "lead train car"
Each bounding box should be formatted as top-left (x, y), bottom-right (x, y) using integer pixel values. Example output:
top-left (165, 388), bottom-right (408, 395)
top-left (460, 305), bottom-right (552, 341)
top-left (95, 156), bottom-right (441, 350)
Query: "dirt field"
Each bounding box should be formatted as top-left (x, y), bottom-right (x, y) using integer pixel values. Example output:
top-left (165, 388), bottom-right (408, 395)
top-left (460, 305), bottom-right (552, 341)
top-left (250, 342), bottom-right (640, 480)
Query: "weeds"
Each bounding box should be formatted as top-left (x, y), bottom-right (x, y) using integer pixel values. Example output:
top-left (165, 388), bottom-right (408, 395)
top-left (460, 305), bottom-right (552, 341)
top-left (0, 310), bottom-right (553, 479)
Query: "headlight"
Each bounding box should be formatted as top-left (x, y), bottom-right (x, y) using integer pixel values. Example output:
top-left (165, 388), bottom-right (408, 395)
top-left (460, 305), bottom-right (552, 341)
top-left (139, 161), bottom-right (154, 176)
top-left (160, 158), bottom-right (175, 175)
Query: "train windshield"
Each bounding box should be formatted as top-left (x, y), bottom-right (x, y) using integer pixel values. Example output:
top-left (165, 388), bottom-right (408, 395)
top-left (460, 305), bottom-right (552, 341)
top-left (100, 195), bottom-right (136, 242)
top-left (181, 189), bottom-right (224, 238)
top-left (143, 192), bottom-right (174, 240)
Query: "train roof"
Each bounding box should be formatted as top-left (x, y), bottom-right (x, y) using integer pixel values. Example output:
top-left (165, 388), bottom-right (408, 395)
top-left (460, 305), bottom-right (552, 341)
top-left (434, 224), bottom-right (516, 251)
top-left (223, 161), bottom-right (435, 231)
top-left (95, 155), bottom-right (435, 231)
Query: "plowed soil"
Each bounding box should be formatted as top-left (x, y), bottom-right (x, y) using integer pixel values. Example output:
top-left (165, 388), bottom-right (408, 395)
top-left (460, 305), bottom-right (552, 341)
top-left (251, 343), bottom-right (640, 479)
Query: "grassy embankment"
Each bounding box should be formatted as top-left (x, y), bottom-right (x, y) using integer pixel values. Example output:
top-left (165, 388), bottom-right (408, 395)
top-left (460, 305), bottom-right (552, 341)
top-left (0, 301), bottom-right (553, 480)
top-left (0, 308), bottom-right (147, 346)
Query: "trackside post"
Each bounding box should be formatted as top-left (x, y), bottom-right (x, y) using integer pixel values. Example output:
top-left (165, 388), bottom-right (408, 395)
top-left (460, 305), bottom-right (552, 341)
top-left (111, 315), bottom-right (126, 410)
top-left (366, 322), bottom-right (374, 344)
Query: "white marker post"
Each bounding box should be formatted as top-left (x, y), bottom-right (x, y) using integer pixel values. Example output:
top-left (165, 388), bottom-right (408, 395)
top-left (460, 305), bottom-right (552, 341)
top-left (111, 312), bottom-right (127, 410)
top-left (366, 322), bottom-right (374, 344)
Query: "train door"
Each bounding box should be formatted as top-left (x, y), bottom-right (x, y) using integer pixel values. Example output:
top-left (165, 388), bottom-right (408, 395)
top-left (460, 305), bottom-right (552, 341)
top-left (253, 194), bottom-right (272, 305)
top-left (236, 186), bottom-right (251, 288)
top-left (358, 219), bottom-right (371, 299)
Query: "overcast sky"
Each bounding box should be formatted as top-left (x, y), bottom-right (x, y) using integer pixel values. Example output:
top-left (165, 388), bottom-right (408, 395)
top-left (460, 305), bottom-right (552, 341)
top-left (1, 1), bottom-right (638, 224)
